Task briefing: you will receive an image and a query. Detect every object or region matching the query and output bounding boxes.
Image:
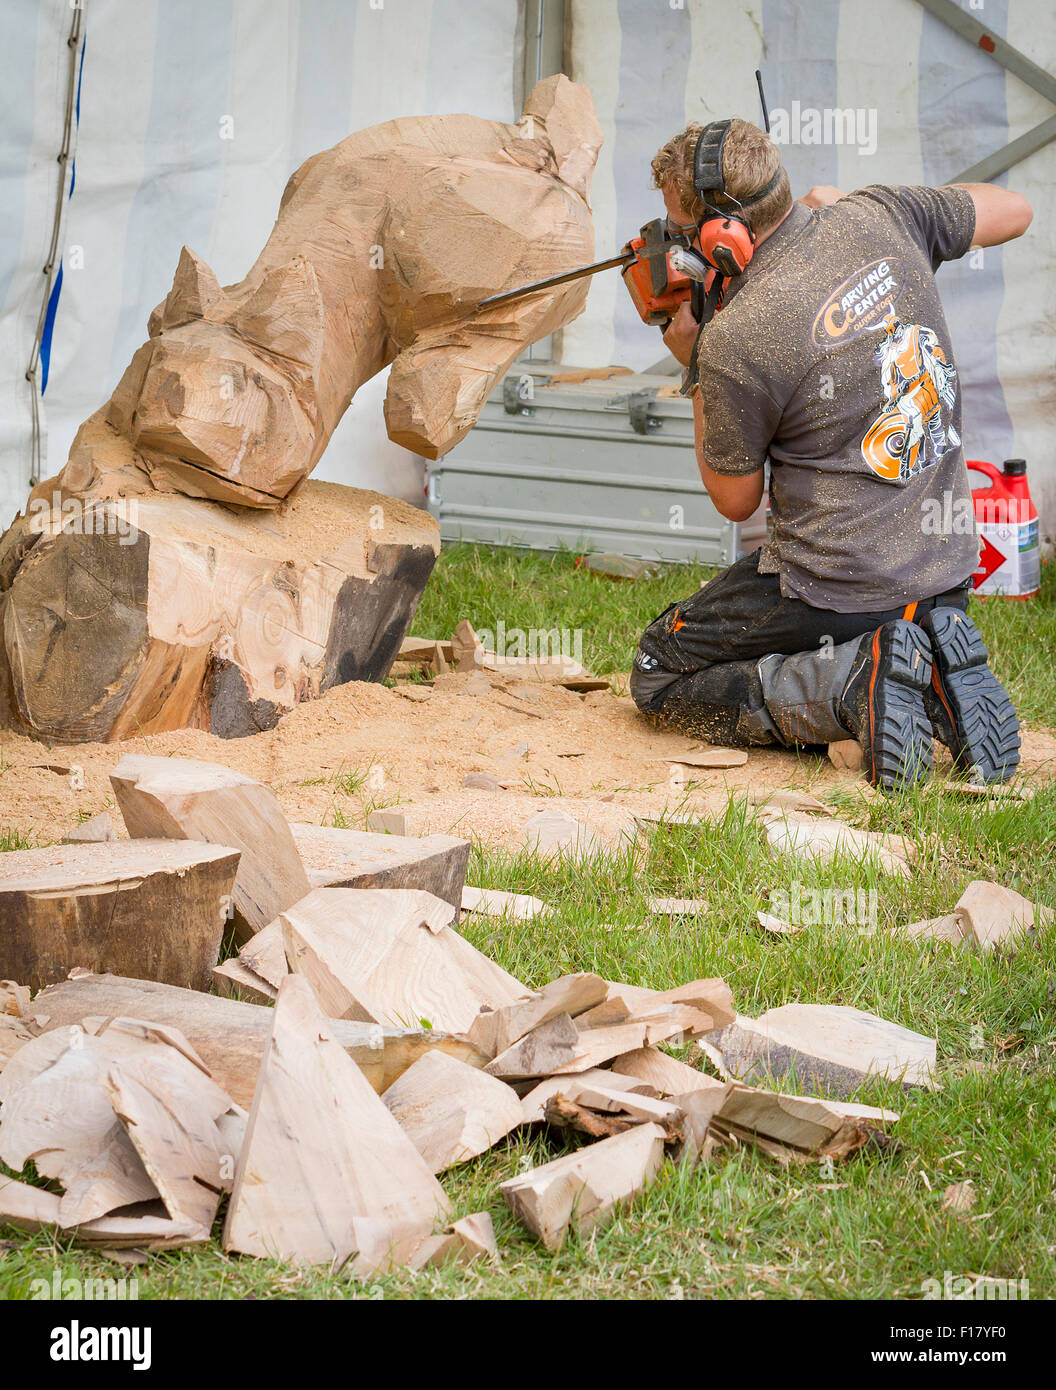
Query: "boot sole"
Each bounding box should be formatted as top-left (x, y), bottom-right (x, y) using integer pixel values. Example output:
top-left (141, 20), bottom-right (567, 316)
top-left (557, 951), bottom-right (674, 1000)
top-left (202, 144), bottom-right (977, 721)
top-left (866, 622), bottom-right (935, 792)
top-left (927, 608), bottom-right (1020, 783)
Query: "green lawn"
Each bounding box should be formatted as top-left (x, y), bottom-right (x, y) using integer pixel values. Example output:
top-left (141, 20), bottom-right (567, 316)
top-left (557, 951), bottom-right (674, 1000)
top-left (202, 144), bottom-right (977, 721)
top-left (2, 546), bottom-right (1053, 1301)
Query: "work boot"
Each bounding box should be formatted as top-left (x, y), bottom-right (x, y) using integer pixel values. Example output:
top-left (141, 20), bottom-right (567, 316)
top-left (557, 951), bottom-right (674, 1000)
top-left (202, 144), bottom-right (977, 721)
top-left (919, 607), bottom-right (1020, 783)
top-left (837, 620), bottom-right (935, 792)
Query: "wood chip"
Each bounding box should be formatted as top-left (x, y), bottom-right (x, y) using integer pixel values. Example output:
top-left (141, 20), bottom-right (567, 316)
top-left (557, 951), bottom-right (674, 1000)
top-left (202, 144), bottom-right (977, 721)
top-left (828, 739), bottom-right (864, 771)
top-left (662, 747), bottom-right (748, 769)
top-left (281, 887), bottom-right (525, 1034)
top-left (224, 975), bottom-right (449, 1271)
top-left (647, 897), bottom-right (707, 917)
top-left (757, 911), bottom-right (803, 936)
top-left (759, 810), bottom-right (913, 876)
top-left (382, 1050), bottom-right (522, 1172)
top-left (460, 886), bottom-right (550, 921)
top-left (707, 1004), bottom-right (936, 1097)
top-left (953, 880), bottom-right (1052, 952)
top-left (500, 1123), bottom-right (666, 1250)
top-left (467, 973), bottom-right (607, 1058)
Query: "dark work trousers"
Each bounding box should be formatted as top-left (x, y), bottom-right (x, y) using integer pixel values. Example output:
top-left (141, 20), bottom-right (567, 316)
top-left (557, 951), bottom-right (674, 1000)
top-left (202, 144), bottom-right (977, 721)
top-left (629, 549), bottom-right (972, 748)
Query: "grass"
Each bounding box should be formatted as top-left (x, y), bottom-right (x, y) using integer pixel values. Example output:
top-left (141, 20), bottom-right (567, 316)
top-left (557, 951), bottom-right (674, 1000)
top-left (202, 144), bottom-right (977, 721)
top-left (1, 544), bottom-right (1054, 1301)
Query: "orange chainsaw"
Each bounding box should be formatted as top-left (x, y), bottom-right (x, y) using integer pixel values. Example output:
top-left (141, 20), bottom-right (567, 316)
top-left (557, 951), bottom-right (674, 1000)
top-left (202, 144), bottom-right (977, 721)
top-left (476, 217), bottom-right (725, 330)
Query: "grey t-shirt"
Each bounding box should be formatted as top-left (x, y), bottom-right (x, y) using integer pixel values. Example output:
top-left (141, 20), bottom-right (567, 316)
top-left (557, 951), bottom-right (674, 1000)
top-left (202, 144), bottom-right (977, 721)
top-left (696, 186), bottom-right (978, 613)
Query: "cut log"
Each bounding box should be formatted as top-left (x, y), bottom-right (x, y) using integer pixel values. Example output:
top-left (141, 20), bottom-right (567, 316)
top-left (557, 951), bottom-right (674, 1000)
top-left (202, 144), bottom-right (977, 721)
top-left (2, 484), bottom-right (438, 744)
top-left (111, 754), bottom-right (309, 943)
top-left (381, 1050), bottom-right (523, 1172)
top-left (30, 973), bottom-right (487, 1110)
top-left (223, 974), bottom-right (449, 1271)
top-left (281, 887), bottom-right (525, 1033)
top-left (292, 823), bottom-right (470, 912)
top-left (466, 973), bottom-right (609, 1058)
top-left (0, 840), bottom-right (239, 991)
top-left (500, 1123), bottom-right (666, 1250)
top-left (707, 1004), bottom-right (936, 1097)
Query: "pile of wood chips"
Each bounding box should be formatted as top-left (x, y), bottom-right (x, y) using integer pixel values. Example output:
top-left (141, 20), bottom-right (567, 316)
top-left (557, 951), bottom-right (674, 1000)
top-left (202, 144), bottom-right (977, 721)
top-left (0, 749), bottom-right (908, 1272)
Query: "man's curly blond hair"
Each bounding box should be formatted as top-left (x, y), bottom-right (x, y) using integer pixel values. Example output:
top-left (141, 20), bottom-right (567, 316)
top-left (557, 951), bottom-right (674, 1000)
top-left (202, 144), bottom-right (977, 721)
top-left (651, 118), bottom-right (791, 235)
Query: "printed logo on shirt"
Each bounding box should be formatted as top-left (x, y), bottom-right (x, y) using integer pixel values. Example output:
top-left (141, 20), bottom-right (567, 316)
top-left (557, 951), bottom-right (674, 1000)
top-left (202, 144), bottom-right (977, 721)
top-left (860, 312), bottom-right (960, 482)
top-left (811, 257), bottom-right (905, 348)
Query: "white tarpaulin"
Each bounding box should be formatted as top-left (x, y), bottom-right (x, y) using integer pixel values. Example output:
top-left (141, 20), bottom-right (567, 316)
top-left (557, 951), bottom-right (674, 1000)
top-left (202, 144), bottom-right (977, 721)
top-left (0, 0), bottom-right (519, 527)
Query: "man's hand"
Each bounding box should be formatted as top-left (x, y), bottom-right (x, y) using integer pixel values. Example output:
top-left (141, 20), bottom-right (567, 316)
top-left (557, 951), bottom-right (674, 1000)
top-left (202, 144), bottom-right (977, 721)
top-left (798, 185), bottom-right (845, 208)
top-left (662, 299), bottom-right (700, 367)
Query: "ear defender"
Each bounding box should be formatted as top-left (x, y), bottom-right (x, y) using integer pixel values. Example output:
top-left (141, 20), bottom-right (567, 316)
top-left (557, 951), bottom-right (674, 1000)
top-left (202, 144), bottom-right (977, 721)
top-left (691, 119), bottom-right (780, 278)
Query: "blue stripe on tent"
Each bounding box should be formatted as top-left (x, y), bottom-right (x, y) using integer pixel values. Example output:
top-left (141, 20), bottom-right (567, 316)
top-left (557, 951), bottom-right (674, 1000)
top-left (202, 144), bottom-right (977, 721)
top-left (611, 0), bottom-right (692, 368)
top-left (919, 1), bottom-right (1013, 461)
top-left (40, 261), bottom-right (63, 394)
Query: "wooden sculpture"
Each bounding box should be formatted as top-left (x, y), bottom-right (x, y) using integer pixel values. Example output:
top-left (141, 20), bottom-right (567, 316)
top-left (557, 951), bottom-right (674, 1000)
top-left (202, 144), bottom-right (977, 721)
top-left (0, 77), bottom-right (601, 743)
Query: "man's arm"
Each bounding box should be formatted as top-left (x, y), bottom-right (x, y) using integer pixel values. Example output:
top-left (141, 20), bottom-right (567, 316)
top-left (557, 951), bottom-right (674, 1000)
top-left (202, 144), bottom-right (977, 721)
top-left (799, 182), bottom-right (1033, 247)
top-left (692, 392), bottom-right (765, 522)
top-left (948, 183), bottom-right (1033, 246)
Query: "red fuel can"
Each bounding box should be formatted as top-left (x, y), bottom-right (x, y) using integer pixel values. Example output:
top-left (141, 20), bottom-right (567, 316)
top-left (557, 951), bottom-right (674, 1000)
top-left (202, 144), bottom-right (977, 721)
top-left (967, 458), bottom-right (1040, 599)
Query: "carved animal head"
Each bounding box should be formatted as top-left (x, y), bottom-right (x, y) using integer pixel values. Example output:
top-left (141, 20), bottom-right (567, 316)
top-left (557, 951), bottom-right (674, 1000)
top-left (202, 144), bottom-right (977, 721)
top-left (119, 250), bottom-right (325, 505)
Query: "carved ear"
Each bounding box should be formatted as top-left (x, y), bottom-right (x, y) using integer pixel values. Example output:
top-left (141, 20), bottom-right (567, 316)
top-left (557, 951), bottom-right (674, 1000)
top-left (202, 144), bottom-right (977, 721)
top-left (519, 75), bottom-right (603, 206)
top-left (148, 247), bottom-right (225, 336)
top-left (227, 255), bottom-right (325, 374)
